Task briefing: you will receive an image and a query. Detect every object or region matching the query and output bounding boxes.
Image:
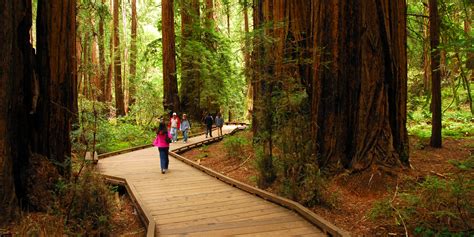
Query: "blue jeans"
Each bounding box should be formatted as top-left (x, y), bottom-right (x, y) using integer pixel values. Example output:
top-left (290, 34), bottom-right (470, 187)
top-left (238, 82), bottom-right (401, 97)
top-left (158, 147), bottom-right (169, 171)
top-left (182, 130), bottom-right (189, 142)
top-left (171, 127), bottom-right (178, 142)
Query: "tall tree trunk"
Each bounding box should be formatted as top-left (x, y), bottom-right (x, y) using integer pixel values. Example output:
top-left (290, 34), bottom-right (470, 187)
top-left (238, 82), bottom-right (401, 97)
top-left (465, 8), bottom-right (474, 82)
top-left (113, 0), bottom-right (125, 116)
top-left (35, 0), bottom-right (77, 173)
top-left (0, 0), bottom-right (33, 223)
top-left (98, 0), bottom-right (107, 102)
top-left (429, 0), bottom-right (442, 148)
top-left (244, 0), bottom-right (253, 121)
top-left (92, 33), bottom-right (100, 99)
top-left (121, 0), bottom-right (129, 112)
top-left (162, 0), bottom-right (180, 113)
top-left (129, 0), bottom-right (137, 107)
top-left (180, 0), bottom-right (200, 119)
top-left (205, 0), bottom-right (214, 25)
top-left (311, 0), bottom-right (409, 170)
top-left (423, 5), bottom-right (431, 93)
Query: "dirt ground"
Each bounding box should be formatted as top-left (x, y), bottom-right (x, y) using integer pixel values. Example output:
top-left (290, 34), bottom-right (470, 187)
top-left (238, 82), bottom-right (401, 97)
top-left (181, 132), bottom-right (473, 236)
top-left (109, 192), bottom-right (146, 236)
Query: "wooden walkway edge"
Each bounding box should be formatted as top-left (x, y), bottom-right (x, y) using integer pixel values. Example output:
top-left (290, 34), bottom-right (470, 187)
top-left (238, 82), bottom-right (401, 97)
top-left (98, 125), bottom-right (350, 237)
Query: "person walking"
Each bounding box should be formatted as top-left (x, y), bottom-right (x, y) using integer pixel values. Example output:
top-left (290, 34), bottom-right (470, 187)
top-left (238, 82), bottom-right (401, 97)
top-left (215, 113), bottom-right (224, 136)
top-left (204, 113), bottom-right (214, 138)
top-left (153, 122), bottom-right (172, 174)
top-left (169, 112), bottom-right (181, 142)
top-left (180, 114), bottom-right (191, 143)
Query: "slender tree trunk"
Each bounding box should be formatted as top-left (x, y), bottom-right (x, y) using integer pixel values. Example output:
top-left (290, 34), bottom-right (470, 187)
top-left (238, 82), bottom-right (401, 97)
top-left (129, 0), bottom-right (137, 107)
top-left (121, 0), bottom-right (129, 112)
top-left (429, 0), bottom-right (442, 148)
top-left (113, 0), bottom-right (125, 116)
top-left (465, 9), bottom-right (474, 82)
top-left (244, 0), bottom-right (253, 121)
top-left (311, 0), bottom-right (409, 170)
top-left (98, 0), bottom-right (107, 102)
top-left (162, 0), bottom-right (180, 113)
top-left (92, 33), bottom-right (100, 99)
top-left (423, 6), bottom-right (431, 93)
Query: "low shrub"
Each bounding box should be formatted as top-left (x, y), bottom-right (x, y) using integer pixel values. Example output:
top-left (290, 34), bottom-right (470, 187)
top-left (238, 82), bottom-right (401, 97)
top-left (223, 136), bottom-right (249, 160)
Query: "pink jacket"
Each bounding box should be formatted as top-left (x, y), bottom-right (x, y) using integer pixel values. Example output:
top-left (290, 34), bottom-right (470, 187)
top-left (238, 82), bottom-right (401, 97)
top-left (153, 132), bottom-right (171, 148)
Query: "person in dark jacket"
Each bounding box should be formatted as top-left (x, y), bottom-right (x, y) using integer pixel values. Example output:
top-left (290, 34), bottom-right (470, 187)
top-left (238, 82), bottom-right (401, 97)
top-left (204, 113), bottom-right (213, 138)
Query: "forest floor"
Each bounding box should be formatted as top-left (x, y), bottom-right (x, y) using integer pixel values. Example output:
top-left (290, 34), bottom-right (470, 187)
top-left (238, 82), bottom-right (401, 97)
top-left (1, 183), bottom-right (145, 236)
top-left (181, 131), bottom-right (474, 236)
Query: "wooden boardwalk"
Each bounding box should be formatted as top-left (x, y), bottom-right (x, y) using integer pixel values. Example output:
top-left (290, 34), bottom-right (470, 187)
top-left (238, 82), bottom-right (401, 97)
top-left (98, 125), bottom-right (327, 236)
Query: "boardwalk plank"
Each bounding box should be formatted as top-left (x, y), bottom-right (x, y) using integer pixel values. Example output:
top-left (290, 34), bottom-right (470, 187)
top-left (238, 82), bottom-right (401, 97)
top-left (98, 125), bottom-right (326, 236)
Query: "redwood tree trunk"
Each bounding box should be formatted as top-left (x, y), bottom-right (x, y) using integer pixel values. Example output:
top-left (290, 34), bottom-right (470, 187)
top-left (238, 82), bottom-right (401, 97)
top-left (113, 0), bottom-right (125, 116)
top-left (129, 0), bottom-right (137, 107)
top-left (0, 0), bottom-right (32, 223)
top-left (98, 0), bottom-right (107, 102)
top-left (162, 0), bottom-right (180, 113)
top-left (429, 0), bottom-right (442, 148)
top-left (244, 0), bottom-right (253, 121)
top-left (35, 0), bottom-right (77, 173)
top-left (310, 0), bottom-right (409, 171)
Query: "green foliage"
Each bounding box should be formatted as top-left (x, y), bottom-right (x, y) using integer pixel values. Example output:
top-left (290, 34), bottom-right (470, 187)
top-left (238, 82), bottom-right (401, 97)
top-left (73, 97), bottom-right (156, 154)
top-left (55, 171), bottom-right (114, 235)
top-left (95, 118), bottom-right (155, 153)
top-left (370, 157), bottom-right (474, 235)
top-left (223, 135), bottom-right (249, 159)
top-left (368, 198), bottom-right (395, 221)
top-left (254, 146), bottom-right (276, 189)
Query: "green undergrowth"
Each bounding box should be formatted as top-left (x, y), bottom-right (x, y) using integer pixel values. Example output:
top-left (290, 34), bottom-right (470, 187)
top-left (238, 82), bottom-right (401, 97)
top-left (408, 109), bottom-right (473, 139)
top-left (223, 135), bottom-right (250, 160)
top-left (10, 156), bottom-right (118, 235)
top-left (369, 156), bottom-right (474, 235)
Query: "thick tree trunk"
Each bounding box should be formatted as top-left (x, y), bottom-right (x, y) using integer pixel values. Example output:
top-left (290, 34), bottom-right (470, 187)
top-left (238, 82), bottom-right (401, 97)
top-left (162, 0), bottom-right (180, 113)
top-left (35, 0), bottom-right (76, 173)
top-left (129, 0), bottom-right (137, 107)
top-left (113, 0), bottom-right (125, 116)
top-left (429, 0), bottom-right (442, 148)
top-left (0, 0), bottom-right (32, 223)
top-left (311, 0), bottom-right (409, 170)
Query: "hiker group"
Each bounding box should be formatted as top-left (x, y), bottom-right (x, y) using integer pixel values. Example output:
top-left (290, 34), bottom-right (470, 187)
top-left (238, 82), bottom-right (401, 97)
top-left (152, 112), bottom-right (225, 174)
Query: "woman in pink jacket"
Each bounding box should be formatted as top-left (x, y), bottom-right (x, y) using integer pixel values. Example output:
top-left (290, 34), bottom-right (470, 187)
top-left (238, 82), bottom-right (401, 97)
top-left (153, 122), bottom-right (172, 174)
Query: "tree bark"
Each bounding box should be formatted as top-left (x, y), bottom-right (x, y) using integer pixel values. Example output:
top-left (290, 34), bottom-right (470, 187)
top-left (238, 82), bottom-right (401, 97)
top-left (35, 0), bottom-right (77, 173)
top-left (0, 0), bottom-right (32, 223)
top-left (423, 5), bottom-right (431, 93)
top-left (129, 0), bottom-right (137, 107)
top-left (162, 0), bottom-right (180, 113)
top-left (429, 0), bottom-right (442, 148)
top-left (244, 0), bottom-right (253, 121)
top-left (310, 0), bottom-right (408, 171)
top-left (113, 0), bottom-right (125, 116)
top-left (98, 0), bottom-right (107, 102)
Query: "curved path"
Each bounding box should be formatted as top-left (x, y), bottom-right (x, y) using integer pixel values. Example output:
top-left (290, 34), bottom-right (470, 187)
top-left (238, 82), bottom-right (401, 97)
top-left (98, 125), bottom-right (326, 236)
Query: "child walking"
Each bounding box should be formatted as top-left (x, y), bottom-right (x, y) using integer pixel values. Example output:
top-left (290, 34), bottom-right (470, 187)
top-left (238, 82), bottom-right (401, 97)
top-left (153, 122), bottom-right (172, 174)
